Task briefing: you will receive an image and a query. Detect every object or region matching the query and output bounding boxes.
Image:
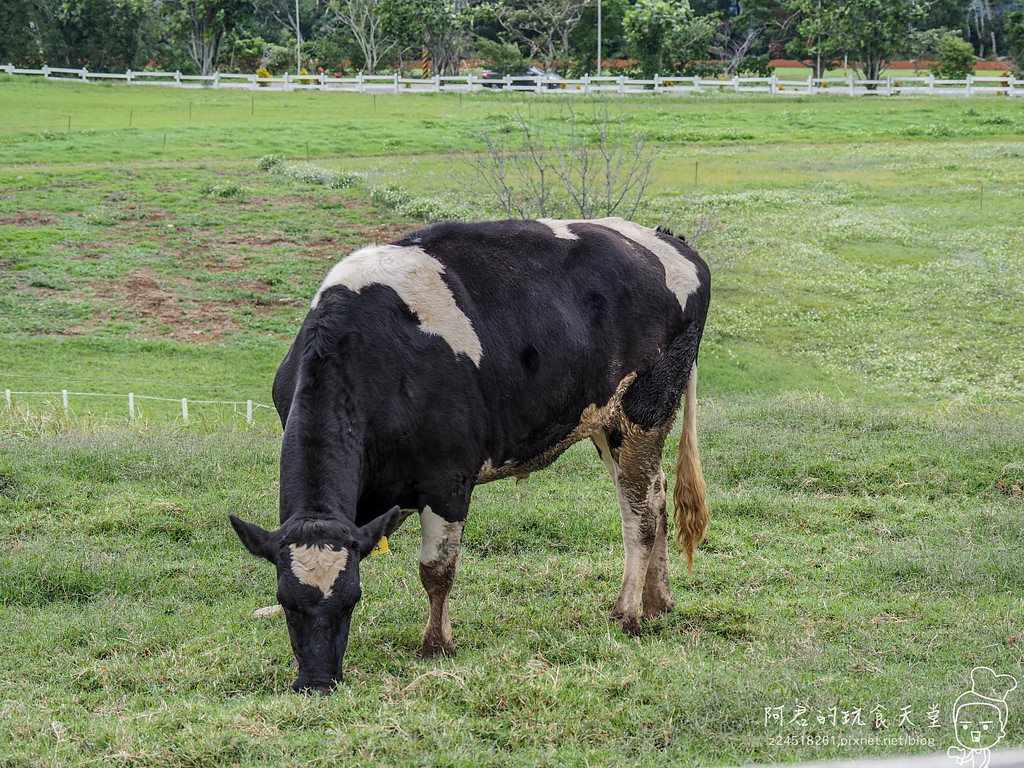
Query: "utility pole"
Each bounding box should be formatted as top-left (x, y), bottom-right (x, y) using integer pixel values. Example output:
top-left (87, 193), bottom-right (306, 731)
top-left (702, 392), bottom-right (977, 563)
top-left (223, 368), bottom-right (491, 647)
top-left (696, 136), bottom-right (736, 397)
top-left (295, 0), bottom-right (301, 74)
top-left (597, 0), bottom-right (602, 76)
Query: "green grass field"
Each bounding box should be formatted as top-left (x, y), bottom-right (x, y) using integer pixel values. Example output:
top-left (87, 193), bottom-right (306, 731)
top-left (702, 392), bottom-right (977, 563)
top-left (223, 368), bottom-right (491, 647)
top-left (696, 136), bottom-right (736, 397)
top-left (1, 78), bottom-right (1023, 766)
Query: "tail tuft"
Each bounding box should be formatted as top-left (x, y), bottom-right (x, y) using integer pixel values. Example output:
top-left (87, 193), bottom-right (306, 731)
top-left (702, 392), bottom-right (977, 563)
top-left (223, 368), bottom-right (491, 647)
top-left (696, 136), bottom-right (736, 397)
top-left (673, 363), bottom-right (708, 573)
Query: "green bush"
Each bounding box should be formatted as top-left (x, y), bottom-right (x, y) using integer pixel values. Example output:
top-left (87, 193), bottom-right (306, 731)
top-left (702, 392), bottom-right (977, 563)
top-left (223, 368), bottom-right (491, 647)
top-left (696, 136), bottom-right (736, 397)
top-left (369, 183), bottom-right (470, 222)
top-left (932, 33), bottom-right (975, 80)
top-left (476, 39), bottom-right (526, 76)
top-left (256, 154), bottom-right (284, 171)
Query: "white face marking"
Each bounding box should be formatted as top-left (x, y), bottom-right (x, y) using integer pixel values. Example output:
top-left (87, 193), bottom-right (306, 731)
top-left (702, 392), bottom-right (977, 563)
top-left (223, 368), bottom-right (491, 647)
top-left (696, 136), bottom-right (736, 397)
top-left (538, 218), bottom-right (580, 240)
top-left (312, 244), bottom-right (483, 366)
top-left (289, 543), bottom-right (349, 598)
top-left (419, 506), bottom-right (463, 565)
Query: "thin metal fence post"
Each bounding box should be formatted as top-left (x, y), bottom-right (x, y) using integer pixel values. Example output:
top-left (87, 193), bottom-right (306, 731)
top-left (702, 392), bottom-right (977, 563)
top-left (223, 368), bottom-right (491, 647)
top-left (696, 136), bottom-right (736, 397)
top-left (6, 389), bottom-right (12, 407)
top-left (62, 389), bottom-right (68, 416)
top-left (182, 398), bottom-right (189, 424)
top-left (129, 392), bottom-right (135, 421)
top-left (247, 400), bottom-right (253, 425)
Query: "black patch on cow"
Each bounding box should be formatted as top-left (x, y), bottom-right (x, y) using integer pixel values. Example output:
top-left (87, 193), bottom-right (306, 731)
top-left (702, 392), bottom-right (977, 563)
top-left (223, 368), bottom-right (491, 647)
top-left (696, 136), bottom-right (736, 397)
top-left (520, 344), bottom-right (540, 373)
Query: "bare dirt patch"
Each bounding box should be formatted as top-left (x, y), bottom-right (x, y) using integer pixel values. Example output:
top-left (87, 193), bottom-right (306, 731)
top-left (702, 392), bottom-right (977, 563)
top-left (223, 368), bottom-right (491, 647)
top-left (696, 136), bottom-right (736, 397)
top-left (0, 211), bottom-right (59, 227)
top-left (113, 271), bottom-right (243, 342)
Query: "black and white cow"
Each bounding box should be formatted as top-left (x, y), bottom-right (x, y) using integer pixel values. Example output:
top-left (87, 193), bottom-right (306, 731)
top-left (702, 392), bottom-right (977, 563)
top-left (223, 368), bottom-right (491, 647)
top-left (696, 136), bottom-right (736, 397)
top-left (230, 217), bottom-right (711, 694)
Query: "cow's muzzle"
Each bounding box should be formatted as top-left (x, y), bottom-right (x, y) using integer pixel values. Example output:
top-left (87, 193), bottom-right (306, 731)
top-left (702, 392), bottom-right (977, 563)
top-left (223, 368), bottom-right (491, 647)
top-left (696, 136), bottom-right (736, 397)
top-left (293, 679), bottom-right (336, 696)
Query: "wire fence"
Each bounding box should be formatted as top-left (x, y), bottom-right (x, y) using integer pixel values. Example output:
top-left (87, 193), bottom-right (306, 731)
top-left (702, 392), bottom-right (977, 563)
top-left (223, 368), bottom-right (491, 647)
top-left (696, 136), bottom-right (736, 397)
top-left (4, 64), bottom-right (1021, 98)
top-left (2, 386), bottom-right (274, 425)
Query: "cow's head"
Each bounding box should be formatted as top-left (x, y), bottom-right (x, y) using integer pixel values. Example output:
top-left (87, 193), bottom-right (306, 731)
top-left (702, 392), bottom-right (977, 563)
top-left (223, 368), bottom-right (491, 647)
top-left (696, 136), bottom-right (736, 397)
top-left (229, 506), bottom-right (401, 695)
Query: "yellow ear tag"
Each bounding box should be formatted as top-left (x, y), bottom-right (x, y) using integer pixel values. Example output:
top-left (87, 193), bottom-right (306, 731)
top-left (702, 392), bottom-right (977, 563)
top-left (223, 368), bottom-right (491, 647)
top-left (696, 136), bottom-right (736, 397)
top-left (370, 536), bottom-right (389, 556)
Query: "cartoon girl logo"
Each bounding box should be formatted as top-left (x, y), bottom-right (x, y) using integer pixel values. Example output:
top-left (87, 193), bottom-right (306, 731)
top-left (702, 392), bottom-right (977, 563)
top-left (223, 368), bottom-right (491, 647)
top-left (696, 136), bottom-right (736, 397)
top-left (947, 667), bottom-right (1018, 768)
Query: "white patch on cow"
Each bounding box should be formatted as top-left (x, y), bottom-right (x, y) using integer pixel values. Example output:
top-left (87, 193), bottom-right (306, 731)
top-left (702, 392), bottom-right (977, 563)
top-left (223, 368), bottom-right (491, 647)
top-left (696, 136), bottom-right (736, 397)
top-left (538, 219), bottom-right (579, 241)
top-left (419, 506), bottom-right (463, 565)
top-left (289, 543), bottom-right (349, 598)
top-left (589, 217), bottom-right (701, 312)
top-left (312, 244), bottom-right (483, 366)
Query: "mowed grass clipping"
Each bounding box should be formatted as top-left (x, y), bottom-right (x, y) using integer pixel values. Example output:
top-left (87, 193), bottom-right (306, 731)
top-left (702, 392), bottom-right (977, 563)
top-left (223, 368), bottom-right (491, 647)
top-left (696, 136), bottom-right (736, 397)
top-left (1, 79), bottom-right (1023, 765)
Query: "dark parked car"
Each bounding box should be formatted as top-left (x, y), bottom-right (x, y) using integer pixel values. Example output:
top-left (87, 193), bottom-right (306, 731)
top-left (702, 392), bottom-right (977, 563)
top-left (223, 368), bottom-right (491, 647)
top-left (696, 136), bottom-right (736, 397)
top-left (481, 66), bottom-right (564, 89)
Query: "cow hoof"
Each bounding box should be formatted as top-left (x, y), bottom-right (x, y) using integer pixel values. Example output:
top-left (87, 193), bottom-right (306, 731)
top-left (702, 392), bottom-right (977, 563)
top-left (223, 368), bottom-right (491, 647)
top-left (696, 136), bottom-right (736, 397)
top-left (641, 599), bottom-right (676, 620)
top-left (613, 614), bottom-right (642, 636)
top-left (420, 640), bottom-right (456, 659)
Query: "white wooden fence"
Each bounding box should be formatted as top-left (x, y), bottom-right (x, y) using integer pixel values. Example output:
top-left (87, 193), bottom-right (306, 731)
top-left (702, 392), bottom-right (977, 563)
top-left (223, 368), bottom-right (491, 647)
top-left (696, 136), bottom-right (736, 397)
top-left (2, 386), bottom-right (273, 424)
top-left (3, 64), bottom-right (1020, 98)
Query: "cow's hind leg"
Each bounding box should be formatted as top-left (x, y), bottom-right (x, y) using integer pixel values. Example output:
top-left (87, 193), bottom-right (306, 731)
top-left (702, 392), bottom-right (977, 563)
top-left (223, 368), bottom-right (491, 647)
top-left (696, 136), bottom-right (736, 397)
top-left (418, 505), bottom-right (466, 658)
top-left (641, 469), bottom-right (675, 619)
top-left (594, 424), bottom-right (672, 635)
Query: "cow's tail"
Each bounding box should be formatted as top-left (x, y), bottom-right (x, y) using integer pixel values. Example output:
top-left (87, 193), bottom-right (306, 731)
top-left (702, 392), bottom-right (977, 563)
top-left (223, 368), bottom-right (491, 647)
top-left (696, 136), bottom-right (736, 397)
top-left (673, 362), bottom-right (708, 573)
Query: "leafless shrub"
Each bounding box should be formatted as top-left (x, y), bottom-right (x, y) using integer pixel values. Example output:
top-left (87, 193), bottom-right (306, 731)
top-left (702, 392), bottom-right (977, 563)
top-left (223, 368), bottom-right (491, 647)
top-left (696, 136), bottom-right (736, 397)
top-left (458, 97), bottom-right (660, 220)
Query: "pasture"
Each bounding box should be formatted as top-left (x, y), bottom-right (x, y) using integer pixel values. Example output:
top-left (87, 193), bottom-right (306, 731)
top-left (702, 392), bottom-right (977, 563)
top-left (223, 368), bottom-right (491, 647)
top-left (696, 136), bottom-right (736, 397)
top-left (1, 78), bottom-right (1023, 765)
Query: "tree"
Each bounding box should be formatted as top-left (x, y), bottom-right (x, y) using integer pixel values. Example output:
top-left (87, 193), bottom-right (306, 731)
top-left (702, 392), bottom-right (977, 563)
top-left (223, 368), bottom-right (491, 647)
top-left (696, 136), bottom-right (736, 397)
top-left (420, 0), bottom-right (479, 76)
top-left (570, 0), bottom-right (629, 72)
top-left (0, 0), bottom-right (40, 65)
top-left (790, 0), bottom-right (843, 78)
top-left (491, 0), bottom-right (590, 72)
top-left (166, 0), bottom-right (255, 75)
top-left (378, 0), bottom-right (425, 75)
top-left (330, 0), bottom-right (394, 73)
top-left (799, 0), bottom-right (927, 84)
top-left (932, 31), bottom-right (975, 79)
top-left (623, 0), bottom-right (716, 78)
top-left (1007, 10), bottom-right (1024, 72)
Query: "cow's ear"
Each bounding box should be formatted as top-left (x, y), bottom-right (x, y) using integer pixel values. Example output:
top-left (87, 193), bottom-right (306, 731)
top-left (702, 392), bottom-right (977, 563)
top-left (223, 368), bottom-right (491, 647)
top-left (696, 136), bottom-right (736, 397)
top-left (229, 515), bottom-right (280, 565)
top-left (355, 506), bottom-right (401, 559)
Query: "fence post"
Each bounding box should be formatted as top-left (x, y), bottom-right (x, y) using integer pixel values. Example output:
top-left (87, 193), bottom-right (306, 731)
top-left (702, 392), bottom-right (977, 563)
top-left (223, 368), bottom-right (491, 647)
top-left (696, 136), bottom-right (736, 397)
top-left (174, 70), bottom-right (181, 84)
top-left (181, 398), bottom-right (188, 424)
top-left (807, 74), bottom-right (813, 94)
top-left (928, 72), bottom-right (934, 94)
top-left (847, 73), bottom-right (854, 96)
top-left (213, 71), bottom-right (220, 88)
top-left (4, 389), bottom-right (10, 407)
top-left (43, 65), bottom-right (50, 79)
top-left (128, 392), bottom-right (135, 421)
top-left (770, 73), bottom-right (777, 95)
top-left (246, 400), bottom-right (253, 425)
top-left (886, 75), bottom-right (893, 96)
top-left (62, 390), bottom-right (68, 416)
top-left (1011, 75), bottom-right (1016, 97)
top-left (582, 74), bottom-right (590, 95)
top-left (733, 75), bottom-right (740, 92)
top-left (126, 68), bottom-right (132, 85)
top-left (618, 75), bottom-right (625, 95)
top-left (693, 75), bottom-right (701, 93)
top-left (966, 73), bottom-right (973, 97)
top-left (356, 72), bottom-right (363, 93)
top-left (80, 67), bottom-right (88, 81)
top-left (395, 73), bottom-right (400, 94)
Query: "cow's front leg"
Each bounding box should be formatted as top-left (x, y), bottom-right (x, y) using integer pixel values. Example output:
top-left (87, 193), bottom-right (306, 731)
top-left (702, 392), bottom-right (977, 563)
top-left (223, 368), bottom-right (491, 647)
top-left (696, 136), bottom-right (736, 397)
top-left (418, 506), bottom-right (465, 658)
